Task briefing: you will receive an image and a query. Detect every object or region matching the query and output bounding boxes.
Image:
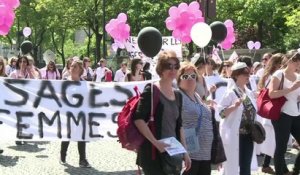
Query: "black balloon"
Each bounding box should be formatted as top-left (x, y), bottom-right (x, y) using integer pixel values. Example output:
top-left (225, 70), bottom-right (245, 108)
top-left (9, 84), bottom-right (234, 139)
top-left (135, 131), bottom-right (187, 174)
top-left (137, 27), bottom-right (162, 58)
top-left (20, 40), bottom-right (33, 55)
top-left (210, 21), bottom-right (227, 43)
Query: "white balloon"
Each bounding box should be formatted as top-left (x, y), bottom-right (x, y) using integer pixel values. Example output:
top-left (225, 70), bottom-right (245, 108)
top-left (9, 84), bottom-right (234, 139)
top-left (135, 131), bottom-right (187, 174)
top-left (23, 27), bottom-right (32, 37)
top-left (190, 22), bottom-right (212, 48)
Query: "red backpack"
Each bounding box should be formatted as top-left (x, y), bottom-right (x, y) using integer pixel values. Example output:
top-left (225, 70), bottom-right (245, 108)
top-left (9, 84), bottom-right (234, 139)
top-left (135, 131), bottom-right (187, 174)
top-left (117, 84), bottom-right (160, 151)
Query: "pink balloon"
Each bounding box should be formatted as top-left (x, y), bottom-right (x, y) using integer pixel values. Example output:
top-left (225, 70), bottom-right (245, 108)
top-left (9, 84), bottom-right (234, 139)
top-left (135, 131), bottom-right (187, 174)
top-left (222, 42), bottom-right (232, 50)
top-left (189, 1), bottom-right (200, 12)
top-left (247, 41), bottom-right (255, 50)
top-left (178, 3), bottom-right (188, 12)
top-left (228, 35), bottom-right (236, 43)
top-left (118, 13), bottom-right (127, 22)
top-left (224, 19), bottom-right (234, 27)
top-left (0, 24), bottom-right (10, 36)
top-left (169, 6), bottom-right (179, 17)
top-left (166, 1), bottom-right (204, 43)
top-left (166, 18), bottom-right (176, 30)
top-left (0, 0), bottom-right (20, 9)
top-left (172, 29), bottom-right (181, 39)
top-left (254, 41), bottom-right (261, 49)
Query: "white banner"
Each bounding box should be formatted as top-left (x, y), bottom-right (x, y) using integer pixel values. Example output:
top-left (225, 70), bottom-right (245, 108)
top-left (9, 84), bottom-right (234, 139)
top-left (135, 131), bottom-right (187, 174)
top-left (125, 36), bottom-right (182, 59)
top-left (0, 78), bottom-right (150, 141)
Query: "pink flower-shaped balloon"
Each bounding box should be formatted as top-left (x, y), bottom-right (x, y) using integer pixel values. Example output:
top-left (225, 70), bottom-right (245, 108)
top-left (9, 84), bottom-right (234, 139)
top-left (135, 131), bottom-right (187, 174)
top-left (165, 1), bottom-right (204, 43)
top-left (221, 19), bottom-right (236, 50)
top-left (0, 0), bottom-right (20, 9)
top-left (0, 2), bottom-right (16, 36)
top-left (105, 13), bottom-right (131, 50)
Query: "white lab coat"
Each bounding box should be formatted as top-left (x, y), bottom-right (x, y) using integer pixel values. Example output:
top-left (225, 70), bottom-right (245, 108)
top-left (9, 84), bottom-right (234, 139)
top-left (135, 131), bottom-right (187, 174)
top-left (218, 86), bottom-right (258, 175)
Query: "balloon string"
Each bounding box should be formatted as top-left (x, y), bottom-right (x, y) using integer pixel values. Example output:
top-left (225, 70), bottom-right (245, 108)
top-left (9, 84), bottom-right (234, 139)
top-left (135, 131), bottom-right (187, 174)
top-left (253, 50), bottom-right (257, 59)
top-left (219, 44), bottom-right (225, 61)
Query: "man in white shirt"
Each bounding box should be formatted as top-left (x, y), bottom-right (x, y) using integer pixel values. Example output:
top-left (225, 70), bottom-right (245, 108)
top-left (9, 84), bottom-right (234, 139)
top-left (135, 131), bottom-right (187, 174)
top-left (114, 62), bottom-right (129, 82)
top-left (94, 58), bottom-right (112, 82)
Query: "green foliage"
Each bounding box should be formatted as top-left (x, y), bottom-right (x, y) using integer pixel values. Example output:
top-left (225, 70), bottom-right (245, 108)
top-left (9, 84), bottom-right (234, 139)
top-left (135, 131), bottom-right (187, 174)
top-left (2, 0), bottom-right (299, 64)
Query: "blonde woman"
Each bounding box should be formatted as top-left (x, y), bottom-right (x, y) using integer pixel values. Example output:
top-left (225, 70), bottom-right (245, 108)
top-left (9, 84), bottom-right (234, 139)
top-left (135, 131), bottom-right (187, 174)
top-left (177, 62), bottom-right (214, 175)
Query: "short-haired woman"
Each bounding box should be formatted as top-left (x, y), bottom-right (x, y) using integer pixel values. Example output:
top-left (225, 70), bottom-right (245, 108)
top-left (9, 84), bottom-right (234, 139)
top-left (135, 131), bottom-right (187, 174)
top-left (177, 62), bottom-right (214, 175)
top-left (133, 50), bottom-right (191, 174)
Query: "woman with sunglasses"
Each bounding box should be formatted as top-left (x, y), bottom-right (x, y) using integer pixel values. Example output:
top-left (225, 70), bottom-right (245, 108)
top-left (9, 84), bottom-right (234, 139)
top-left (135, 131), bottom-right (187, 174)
top-left (177, 62), bottom-right (214, 175)
top-left (218, 62), bottom-right (257, 175)
top-left (133, 50), bottom-right (191, 175)
top-left (125, 58), bottom-right (145, 82)
top-left (9, 56), bottom-right (34, 145)
top-left (9, 56), bottom-right (34, 79)
top-left (268, 50), bottom-right (300, 175)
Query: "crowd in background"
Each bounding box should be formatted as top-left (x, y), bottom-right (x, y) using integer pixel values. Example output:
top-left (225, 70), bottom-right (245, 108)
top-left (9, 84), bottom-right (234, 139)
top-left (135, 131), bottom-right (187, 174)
top-left (0, 50), bottom-right (300, 175)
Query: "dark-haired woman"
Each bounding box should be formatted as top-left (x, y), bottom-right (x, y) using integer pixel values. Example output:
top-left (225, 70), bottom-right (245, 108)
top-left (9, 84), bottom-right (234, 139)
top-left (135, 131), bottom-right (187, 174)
top-left (125, 58), bottom-right (144, 82)
top-left (9, 56), bottom-right (34, 145)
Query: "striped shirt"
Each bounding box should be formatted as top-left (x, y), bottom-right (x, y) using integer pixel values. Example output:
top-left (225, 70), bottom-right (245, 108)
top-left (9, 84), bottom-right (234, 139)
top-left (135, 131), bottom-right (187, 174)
top-left (180, 90), bottom-right (214, 160)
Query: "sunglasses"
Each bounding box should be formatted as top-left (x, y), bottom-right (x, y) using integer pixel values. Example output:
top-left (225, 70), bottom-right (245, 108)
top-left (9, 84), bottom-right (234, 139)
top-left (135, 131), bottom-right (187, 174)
top-left (138, 62), bottom-right (143, 65)
top-left (180, 73), bottom-right (197, 80)
top-left (223, 65), bottom-right (231, 67)
top-left (166, 63), bottom-right (180, 70)
top-left (262, 58), bottom-right (269, 61)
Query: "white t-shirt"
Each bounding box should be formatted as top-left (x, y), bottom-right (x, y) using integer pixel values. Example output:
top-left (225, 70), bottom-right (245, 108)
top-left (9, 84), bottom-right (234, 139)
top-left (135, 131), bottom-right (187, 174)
top-left (82, 67), bottom-right (94, 80)
top-left (94, 67), bottom-right (107, 83)
top-left (114, 69), bottom-right (128, 82)
top-left (273, 70), bottom-right (300, 117)
top-left (255, 68), bottom-right (264, 79)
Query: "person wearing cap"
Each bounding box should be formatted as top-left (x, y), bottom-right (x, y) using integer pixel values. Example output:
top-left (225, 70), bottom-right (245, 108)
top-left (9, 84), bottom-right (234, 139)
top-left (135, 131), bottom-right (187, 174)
top-left (218, 62), bottom-right (257, 175)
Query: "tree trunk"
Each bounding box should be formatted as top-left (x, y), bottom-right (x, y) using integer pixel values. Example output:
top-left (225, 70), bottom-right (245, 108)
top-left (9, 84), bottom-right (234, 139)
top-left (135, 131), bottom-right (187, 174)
top-left (257, 20), bottom-right (263, 42)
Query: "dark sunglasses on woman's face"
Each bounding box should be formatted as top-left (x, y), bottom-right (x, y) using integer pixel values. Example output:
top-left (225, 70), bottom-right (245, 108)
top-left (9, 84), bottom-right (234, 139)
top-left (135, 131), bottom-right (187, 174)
top-left (180, 73), bottom-right (197, 80)
top-left (223, 64), bottom-right (231, 67)
top-left (166, 63), bottom-right (180, 70)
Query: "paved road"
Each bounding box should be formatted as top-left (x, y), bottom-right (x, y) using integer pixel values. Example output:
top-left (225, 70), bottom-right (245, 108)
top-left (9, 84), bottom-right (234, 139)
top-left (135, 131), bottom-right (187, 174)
top-left (0, 141), bottom-right (298, 175)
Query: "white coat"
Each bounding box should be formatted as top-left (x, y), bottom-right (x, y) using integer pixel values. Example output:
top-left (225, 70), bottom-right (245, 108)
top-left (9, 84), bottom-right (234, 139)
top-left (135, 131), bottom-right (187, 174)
top-left (259, 118), bottom-right (275, 157)
top-left (218, 86), bottom-right (258, 175)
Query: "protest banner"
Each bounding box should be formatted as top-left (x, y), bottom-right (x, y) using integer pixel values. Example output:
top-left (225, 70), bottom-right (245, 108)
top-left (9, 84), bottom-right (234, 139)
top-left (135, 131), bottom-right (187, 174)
top-left (0, 78), bottom-right (150, 141)
top-left (125, 36), bottom-right (182, 59)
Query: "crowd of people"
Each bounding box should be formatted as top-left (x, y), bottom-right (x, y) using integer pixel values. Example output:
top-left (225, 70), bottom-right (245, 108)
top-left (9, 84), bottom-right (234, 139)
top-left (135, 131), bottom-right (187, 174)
top-left (0, 49), bottom-right (300, 175)
top-left (132, 50), bottom-right (300, 175)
